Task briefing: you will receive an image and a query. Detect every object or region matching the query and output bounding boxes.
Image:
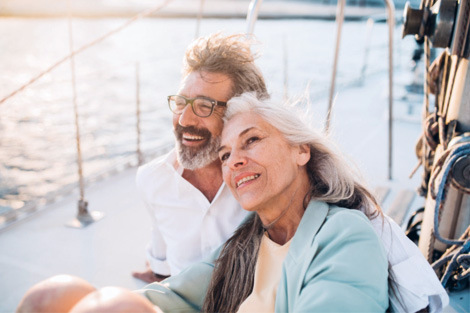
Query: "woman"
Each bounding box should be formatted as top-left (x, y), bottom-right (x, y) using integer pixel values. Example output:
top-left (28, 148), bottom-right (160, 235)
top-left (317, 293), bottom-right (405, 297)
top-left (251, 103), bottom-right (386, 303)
top-left (138, 92), bottom-right (389, 312)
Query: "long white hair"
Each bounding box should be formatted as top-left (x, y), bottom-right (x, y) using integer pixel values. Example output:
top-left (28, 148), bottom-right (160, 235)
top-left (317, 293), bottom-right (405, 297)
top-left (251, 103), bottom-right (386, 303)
top-left (224, 92), bottom-right (380, 215)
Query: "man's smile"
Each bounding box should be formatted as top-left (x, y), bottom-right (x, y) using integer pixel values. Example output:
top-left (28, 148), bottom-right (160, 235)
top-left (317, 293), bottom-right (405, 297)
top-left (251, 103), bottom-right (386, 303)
top-left (182, 133), bottom-right (205, 142)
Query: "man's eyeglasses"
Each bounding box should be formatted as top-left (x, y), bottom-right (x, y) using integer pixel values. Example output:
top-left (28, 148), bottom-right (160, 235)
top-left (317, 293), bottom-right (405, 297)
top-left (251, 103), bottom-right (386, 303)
top-left (168, 95), bottom-right (227, 118)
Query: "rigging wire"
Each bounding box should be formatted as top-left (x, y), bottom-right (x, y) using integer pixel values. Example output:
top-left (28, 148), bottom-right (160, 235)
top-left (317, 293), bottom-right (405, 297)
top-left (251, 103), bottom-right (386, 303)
top-left (67, 0), bottom-right (85, 203)
top-left (0, 0), bottom-right (174, 106)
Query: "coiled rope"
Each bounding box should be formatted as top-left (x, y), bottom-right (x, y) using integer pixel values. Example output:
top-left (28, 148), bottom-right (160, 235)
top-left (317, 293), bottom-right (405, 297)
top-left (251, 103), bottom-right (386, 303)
top-left (429, 143), bottom-right (470, 286)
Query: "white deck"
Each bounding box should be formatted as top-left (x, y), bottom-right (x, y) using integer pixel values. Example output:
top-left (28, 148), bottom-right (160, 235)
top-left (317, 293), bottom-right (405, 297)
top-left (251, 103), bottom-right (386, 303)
top-left (1, 66), bottom-right (469, 312)
top-left (0, 167), bottom-right (150, 311)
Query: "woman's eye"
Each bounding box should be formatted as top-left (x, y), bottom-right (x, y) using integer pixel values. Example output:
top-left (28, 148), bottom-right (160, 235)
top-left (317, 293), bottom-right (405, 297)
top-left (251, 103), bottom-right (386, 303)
top-left (246, 136), bottom-right (259, 145)
top-left (219, 152), bottom-right (230, 162)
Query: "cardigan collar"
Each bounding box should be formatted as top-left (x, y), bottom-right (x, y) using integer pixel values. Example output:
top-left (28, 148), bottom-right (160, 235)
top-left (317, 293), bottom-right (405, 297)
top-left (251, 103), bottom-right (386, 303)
top-left (287, 200), bottom-right (330, 262)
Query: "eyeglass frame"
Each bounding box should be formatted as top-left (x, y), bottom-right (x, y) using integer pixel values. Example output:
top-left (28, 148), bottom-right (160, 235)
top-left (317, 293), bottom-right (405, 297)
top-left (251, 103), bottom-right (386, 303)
top-left (167, 95), bottom-right (227, 118)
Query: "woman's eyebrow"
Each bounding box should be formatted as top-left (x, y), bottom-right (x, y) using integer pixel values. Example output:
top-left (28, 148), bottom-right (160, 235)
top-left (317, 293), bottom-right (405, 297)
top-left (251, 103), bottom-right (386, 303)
top-left (218, 127), bottom-right (256, 153)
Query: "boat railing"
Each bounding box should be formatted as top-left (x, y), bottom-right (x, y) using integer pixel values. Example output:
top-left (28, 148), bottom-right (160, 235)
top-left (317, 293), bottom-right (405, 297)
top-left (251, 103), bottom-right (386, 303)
top-left (324, 0), bottom-right (395, 183)
top-left (0, 0), bottom-right (406, 230)
top-left (0, 0), bottom-right (178, 229)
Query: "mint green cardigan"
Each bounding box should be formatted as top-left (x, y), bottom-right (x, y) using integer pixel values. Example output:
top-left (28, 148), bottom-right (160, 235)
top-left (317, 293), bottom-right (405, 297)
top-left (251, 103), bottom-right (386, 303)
top-left (138, 201), bottom-right (389, 312)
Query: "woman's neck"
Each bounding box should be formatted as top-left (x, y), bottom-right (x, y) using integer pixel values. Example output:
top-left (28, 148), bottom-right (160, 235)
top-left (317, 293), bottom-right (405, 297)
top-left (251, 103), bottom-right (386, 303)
top-left (265, 208), bottom-right (304, 245)
top-left (259, 181), bottom-right (310, 245)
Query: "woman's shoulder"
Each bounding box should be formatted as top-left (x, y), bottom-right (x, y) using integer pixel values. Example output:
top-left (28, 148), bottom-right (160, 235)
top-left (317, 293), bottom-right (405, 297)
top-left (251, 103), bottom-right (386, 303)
top-left (315, 205), bottom-right (385, 254)
top-left (325, 205), bottom-right (371, 228)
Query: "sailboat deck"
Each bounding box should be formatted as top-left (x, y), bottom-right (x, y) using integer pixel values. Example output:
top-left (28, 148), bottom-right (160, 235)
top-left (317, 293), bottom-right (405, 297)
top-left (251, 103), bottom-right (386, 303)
top-left (1, 66), bottom-right (468, 312)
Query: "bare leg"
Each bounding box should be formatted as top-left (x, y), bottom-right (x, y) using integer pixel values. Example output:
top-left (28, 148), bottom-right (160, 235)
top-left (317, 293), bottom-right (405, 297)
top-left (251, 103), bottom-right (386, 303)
top-left (132, 261), bottom-right (169, 284)
top-left (16, 275), bottom-right (96, 313)
top-left (69, 286), bottom-right (162, 313)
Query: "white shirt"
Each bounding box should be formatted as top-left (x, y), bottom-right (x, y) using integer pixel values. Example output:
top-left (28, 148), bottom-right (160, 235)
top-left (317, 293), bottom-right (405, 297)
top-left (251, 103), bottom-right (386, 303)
top-left (136, 149), bottom-right (248, 276)
top-left (371, 214), bottom-right (449, 313)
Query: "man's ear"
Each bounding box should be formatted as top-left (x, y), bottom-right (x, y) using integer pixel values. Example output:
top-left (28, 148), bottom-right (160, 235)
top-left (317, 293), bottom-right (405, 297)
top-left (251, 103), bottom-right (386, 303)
top-left (296, 144), bottom-right (311, 166)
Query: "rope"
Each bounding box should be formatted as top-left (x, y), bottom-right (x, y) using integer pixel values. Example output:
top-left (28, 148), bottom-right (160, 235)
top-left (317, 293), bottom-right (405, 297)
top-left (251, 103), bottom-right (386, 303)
top-left (429, 143), bottom-right (470, 246)
top-left (430, 142), bottom-right (470, 287)
top-left (0, 0), bottom-right (174, 105)
top-left (423, 38), bottom-right (431, 115)
top-left (433, 234), bottom-right (470, 287)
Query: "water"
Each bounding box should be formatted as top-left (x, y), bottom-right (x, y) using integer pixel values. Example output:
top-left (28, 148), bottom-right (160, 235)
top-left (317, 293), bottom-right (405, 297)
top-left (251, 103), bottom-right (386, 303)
top-left (0, 16), bottom-right (417, 221)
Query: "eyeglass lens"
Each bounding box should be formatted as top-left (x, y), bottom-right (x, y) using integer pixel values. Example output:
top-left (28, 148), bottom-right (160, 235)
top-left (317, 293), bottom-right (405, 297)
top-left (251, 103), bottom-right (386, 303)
top-left (170, 96), bottom-right (213, 117)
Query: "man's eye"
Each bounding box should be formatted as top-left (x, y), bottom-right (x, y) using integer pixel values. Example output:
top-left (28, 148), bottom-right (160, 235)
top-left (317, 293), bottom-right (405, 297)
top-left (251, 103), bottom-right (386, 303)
top-left (220, 152), bottom-right (230, 162)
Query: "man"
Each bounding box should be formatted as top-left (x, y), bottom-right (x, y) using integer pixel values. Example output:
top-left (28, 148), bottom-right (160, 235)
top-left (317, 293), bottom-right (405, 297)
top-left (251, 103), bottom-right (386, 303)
top-left (132, 33), bottom-right (268, 283)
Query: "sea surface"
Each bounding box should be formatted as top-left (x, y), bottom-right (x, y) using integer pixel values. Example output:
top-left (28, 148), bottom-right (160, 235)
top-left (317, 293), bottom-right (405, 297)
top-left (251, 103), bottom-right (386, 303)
top-left (0, 16), bottom-right (418, 221)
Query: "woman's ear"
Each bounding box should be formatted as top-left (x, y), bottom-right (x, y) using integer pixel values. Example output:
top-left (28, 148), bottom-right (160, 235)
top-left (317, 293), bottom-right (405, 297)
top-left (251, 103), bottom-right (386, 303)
top-left (296, 144), bottom-right (311, 166)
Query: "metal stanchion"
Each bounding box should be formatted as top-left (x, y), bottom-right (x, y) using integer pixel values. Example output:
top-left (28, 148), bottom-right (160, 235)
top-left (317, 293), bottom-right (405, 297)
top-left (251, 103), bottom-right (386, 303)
top-left (65, 0), bottom-right (104, 228)
top-left (136, 62), bottom-right (143, 166)
top-left (195, 0), bottom-right (205, 38)
top-left (246, 0), bottom-right (263, 35)
top-left (384, 0), bottom-right (395, 180)
top-left (324, 0), bottom-right (345, 134)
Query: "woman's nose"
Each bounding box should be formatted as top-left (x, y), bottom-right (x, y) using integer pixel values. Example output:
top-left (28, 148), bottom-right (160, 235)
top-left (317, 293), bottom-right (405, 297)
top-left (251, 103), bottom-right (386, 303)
top-left (227, 150), bottom-right (247, 169)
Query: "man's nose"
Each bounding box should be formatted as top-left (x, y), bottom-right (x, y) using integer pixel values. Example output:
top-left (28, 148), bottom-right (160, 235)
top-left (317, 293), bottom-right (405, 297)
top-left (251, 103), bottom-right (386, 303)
top-left (178, 104), bottom-right (198, 127)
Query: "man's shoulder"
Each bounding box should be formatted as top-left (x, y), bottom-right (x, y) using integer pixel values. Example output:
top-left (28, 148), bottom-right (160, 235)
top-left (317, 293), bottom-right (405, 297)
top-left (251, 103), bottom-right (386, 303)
top-left (136, 150), bottom-right (176, 185)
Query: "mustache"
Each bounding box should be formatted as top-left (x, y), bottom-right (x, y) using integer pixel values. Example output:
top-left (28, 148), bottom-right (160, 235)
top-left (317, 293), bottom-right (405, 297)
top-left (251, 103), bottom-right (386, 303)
top-left (175, 124), bottom-right (212, 139)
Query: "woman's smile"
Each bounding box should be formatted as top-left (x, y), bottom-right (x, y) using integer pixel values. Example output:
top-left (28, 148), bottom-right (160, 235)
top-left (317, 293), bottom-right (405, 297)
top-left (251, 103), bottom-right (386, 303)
top-left (234, 173), bottom-right (260, 188)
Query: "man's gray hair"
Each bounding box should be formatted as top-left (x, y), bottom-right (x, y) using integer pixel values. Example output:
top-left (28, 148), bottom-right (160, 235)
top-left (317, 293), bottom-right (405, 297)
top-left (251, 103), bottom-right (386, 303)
top-left (183, 33), bottom-right (268, 99)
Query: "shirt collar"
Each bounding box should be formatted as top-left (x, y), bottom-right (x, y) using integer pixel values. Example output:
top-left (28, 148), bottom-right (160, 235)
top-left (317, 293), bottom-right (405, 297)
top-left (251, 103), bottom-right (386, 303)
top-left (164, 148), bottom-right (184, 176)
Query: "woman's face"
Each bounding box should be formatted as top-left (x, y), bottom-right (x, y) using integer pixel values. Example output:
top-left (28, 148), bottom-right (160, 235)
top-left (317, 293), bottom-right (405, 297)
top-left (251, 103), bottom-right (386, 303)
top-left (219, 112), bottom-right (309, 213)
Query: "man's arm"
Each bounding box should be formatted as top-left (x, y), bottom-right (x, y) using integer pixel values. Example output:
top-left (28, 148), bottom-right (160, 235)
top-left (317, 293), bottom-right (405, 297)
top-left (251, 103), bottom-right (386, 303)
top-left (134, 164), bottom-right (172, 283)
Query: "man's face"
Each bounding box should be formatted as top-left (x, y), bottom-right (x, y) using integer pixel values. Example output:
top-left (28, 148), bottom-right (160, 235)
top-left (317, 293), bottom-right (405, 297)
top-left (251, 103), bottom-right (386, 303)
top-left (173, 71), bottom-right (233, 170)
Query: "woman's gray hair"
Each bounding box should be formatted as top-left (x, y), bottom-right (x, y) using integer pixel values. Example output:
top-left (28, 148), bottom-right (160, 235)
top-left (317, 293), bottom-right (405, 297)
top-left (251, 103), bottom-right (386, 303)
top-left (224, 92), bottom-right (380, 215)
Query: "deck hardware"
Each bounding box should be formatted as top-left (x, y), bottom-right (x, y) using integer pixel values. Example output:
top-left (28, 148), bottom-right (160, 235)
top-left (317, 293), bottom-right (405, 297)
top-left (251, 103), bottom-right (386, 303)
top-left (451, 155), bottom-right (470, 190)
top-left (66, 200), bottom-right (105, 228)
top-left (402, 0), bottom-right (458, 49)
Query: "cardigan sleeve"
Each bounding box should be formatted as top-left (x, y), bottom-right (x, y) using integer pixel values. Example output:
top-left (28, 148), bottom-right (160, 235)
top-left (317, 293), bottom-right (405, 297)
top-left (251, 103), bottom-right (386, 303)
top-left (136, 248), bottom-right (220, 313)
top-left (294, 210), bottom-right (389, 312)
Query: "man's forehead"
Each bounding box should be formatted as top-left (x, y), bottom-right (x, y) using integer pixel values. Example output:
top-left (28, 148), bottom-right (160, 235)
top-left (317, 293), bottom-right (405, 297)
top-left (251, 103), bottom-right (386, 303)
top-left (178, 71), bottom-right (233, 98)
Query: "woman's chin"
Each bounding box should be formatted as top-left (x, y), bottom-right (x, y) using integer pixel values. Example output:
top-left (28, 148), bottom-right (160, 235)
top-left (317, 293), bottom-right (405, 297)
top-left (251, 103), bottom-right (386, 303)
top-left (238, 199), bottom-right (260, 213)
top-left (240, 204), bottom-right (258, 212)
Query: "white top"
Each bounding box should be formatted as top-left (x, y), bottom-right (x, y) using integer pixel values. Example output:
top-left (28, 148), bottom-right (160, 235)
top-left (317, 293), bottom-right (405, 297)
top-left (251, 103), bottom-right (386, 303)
top-left (371, 214), bottom-right (449, 313)
top-left (136, 149), bottom-right (248, 276)
top-left (237, 233), bottom-right (291, 313)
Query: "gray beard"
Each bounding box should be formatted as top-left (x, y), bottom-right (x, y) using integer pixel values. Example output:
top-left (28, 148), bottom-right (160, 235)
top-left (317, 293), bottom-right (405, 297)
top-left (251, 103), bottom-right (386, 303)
top-left (176, 136), bottom-right (220, 170)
